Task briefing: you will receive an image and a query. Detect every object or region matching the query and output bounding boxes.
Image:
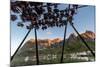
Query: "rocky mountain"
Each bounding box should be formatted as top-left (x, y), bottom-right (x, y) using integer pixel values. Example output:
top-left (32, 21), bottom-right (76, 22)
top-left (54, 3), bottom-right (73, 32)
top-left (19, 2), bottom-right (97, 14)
top-left (21, 38), bottom-right (62, 50)
top-left (21, 30), bottom-right (95, 50)
top-left (66, 30), bottom-right (95, 44)
top-left (80, 30), bottom-right (95, 41)
top-left (68, 30), bottom-right (95, 41)
top-left (67, 33), bottom-right (77, 43)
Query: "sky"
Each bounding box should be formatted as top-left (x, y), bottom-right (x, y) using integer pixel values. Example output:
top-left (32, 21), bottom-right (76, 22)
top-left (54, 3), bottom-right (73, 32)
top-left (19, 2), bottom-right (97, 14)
top-left (11, 3), bottom-right (95, 56)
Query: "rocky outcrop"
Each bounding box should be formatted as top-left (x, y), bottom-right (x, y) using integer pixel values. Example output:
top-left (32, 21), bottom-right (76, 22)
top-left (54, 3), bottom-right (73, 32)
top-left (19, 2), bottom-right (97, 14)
top-left (80, 30), bottom-right (95, 41)
top-left (23, 38), bottom-right (62, 48)
top-left (22, 30), bottom-right (95, 49)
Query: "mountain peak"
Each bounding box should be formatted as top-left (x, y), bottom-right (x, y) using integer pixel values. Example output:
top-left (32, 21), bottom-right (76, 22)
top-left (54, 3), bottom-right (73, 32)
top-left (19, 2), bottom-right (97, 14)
top-left (81, 30), bottom-right (95, 40)
top-left (67, 33), bottom-right (77, 43)
top-left (85, 30), bottom-right (94, 33)
top-left (68, 33), bottom-right (76, 40)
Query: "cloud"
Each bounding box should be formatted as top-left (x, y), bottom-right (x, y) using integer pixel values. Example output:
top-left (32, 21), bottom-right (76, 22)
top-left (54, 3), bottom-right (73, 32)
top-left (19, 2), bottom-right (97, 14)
top-left (47, 32), bottom-right (52, 35)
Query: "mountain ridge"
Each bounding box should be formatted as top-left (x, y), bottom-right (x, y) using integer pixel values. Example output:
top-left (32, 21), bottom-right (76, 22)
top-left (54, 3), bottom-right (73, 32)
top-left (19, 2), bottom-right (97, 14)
top-left (23, 30), bottom-right (95, 48)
